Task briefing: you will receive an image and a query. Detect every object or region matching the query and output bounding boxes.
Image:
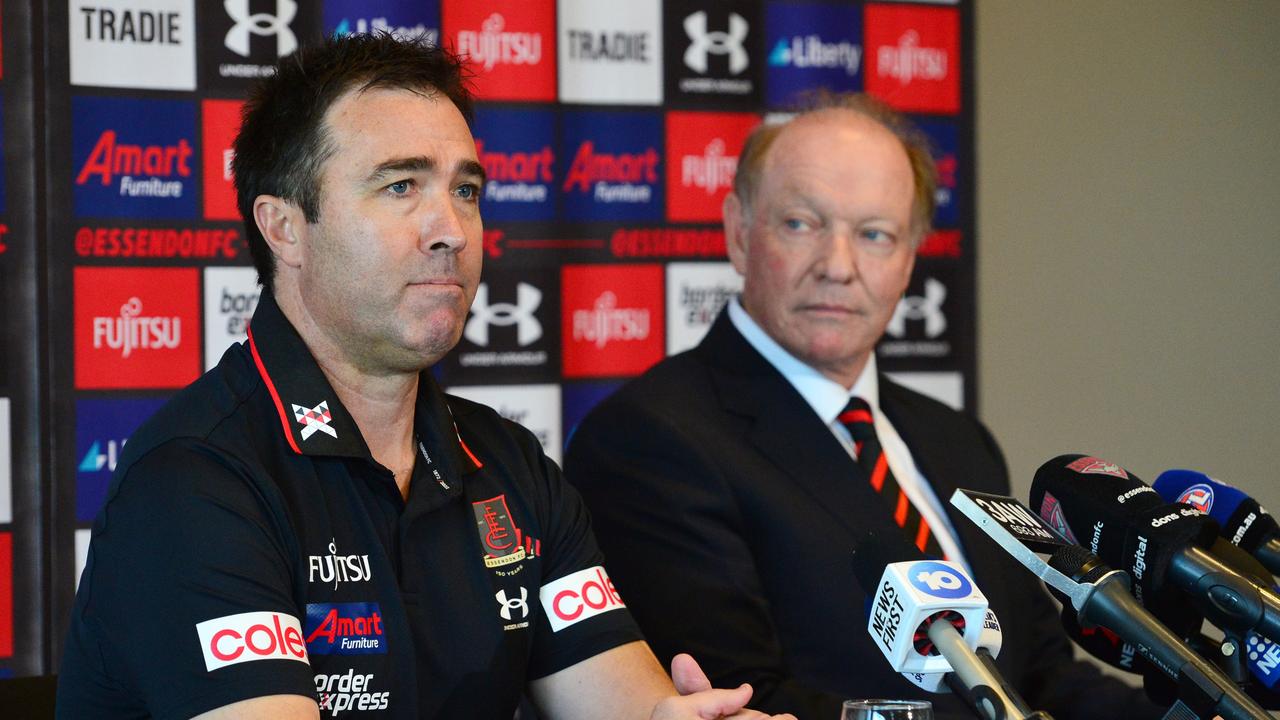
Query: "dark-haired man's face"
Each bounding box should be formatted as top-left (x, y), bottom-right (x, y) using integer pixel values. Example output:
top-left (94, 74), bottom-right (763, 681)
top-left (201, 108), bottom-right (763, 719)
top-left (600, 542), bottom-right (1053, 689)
top-left (295, 86), bottom-right (484, 373)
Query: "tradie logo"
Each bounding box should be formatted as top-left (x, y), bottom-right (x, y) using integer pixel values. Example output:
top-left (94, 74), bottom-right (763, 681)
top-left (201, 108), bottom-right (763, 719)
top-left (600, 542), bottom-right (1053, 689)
top-left (79, 439), bottom-right (126, 473)
top-left (1066, 456), bottom-right (1130, 479)
top-left (683, 11), bottom-right (749, 75)
top-left (681, 139), bottom-right (736, 195)
top-left (768, 36), bottom-right (861, 75)
top-left (877, 30), bottom-right (947, 86)
top-left (887, 278), bottom-right (946, 338)
top-left (495, 587), bottom-right (529, 621)
top-left (572, 292), bottom-right (650, 349)
top-left (224, 0), bottom-right (298, 58)
top-left (92, 298), bottom-right (182, 358)
top-left (457, 13), bottom-right (542, 72)
top-left (75, 131), bottom-right (194, 195)
top-left (292, 400), bottom-right (337, 440)
top-left (465, 283), bottom-right (543, 347)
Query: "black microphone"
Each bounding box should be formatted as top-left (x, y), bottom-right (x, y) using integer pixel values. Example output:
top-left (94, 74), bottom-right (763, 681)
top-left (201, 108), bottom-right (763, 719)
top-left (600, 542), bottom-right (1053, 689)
top-left (950, 488), bottom-right (1270, 720)
top-left (1154, 469), bottom-right (1280, 577)
top-left (1029, 454), bottom-right (1280, 646)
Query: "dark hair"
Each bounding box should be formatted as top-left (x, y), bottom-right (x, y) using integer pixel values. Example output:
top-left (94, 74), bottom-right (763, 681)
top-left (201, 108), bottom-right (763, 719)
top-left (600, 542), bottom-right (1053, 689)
top-left (233, 32), bottom-right (474, 291)
top-left (734, 91), bottom-right (937, 245)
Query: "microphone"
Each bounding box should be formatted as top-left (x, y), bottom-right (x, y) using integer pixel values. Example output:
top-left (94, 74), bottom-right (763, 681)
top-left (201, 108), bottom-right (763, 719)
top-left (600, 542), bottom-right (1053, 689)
top-left (1029, 454), bottom-right (1280, 646)
top-left (852, 537), bottom-right (1051, 720)
top-left (1154, 469), bottom-right (1280, 577)
top-left (950, 488), bottom-right (1270, 720)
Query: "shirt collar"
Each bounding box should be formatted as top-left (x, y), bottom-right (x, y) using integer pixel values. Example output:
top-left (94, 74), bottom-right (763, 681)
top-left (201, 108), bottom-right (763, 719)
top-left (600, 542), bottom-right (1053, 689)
top-left (245, 289), bottom-right (481, 474)
top-left (727, 296), bottom-right (879, 424)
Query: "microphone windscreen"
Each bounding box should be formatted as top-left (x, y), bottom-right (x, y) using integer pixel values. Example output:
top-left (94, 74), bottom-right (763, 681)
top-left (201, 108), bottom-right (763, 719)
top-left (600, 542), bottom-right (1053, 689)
top-left (1155, 469), bottom-right (1279, 554)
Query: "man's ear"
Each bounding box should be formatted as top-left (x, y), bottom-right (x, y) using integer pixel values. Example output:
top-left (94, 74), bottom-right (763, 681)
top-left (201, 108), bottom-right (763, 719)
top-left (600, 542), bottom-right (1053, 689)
top-left (253, 195), bottom-right (306, 269)
top-left (723, 192), bottom-right (749, 276)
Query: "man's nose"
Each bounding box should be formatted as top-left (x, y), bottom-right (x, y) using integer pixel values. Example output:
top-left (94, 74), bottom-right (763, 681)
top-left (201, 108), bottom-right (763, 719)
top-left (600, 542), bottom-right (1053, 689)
top-left (814, 228), bottom-right (858, 282)
top-left (420, 195), bottom-right (469, 253)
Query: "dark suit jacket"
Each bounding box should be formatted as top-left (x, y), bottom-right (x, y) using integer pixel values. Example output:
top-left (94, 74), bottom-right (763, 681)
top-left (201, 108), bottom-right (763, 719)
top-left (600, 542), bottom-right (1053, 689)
top-left (565, 311), bottom-right (1160, 720)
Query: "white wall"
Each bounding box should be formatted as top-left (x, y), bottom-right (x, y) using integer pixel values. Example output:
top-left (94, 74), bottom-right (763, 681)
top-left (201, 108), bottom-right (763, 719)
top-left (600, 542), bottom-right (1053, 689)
top-left (977, 2), bottom-right (1280, 513)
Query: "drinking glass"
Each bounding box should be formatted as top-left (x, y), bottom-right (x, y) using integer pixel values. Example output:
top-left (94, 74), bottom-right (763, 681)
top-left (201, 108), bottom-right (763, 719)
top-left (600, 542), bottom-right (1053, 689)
top-left (840, 699), bottom-right (933, 720)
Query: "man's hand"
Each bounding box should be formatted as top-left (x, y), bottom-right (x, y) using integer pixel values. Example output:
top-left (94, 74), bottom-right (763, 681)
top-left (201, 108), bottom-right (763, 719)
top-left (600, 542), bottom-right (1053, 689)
top-left (649, 653), bottom-right (797, 720)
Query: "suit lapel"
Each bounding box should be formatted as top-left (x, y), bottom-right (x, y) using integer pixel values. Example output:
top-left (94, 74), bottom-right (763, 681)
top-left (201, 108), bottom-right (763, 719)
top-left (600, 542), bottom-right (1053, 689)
top-left (697, 313), bottom-right (907, 541)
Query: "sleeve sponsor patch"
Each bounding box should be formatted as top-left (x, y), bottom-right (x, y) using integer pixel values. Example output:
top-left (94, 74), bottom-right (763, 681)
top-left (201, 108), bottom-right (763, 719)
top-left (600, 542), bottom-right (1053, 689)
top-left (539, 565), bottom-right (625, 632)
top-left (195, 610), bottom-right (310, 671)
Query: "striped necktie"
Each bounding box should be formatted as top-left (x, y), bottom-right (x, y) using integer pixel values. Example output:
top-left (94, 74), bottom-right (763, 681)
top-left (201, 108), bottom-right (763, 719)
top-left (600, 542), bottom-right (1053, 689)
top-left (838, 397), bottom-right (944, 558)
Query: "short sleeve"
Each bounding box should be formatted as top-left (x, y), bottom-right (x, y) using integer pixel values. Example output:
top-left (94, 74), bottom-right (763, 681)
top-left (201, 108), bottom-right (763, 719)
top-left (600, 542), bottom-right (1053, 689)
top-left (522, 448), bottom-right (644, 679)
top-left (61, 439), bottom-right (317, 720)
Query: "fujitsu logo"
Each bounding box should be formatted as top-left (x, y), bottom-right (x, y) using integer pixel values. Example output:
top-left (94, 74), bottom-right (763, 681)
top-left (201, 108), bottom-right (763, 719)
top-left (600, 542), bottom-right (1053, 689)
top-left (680, 139), bottom-right (737, 195)
top-left (877, 30), bottom-right (947, 85)
top-left (76, 131), bottom-right (193, 196)
top-left (457, 13), bottom-right (542, 72)
top-left (563, 142), bottom-right (659, 197)
top-left (92, 297), bottom-right (181, 358)
top-left (308, 540), bottom-right (372, 590)
top-left (572, 292), bottom-right (650, 349)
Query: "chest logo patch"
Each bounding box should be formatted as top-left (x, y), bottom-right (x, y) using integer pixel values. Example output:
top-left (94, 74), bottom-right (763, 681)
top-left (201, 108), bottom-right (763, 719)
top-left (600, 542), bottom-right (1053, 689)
top-left (293, 400), bottom-right (337, 440)
top-left (471, 494), bottom-right (527, 568)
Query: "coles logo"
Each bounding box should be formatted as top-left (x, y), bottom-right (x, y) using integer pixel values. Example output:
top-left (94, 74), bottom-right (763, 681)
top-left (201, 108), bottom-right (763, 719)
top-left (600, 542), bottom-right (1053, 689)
top-left (202, 99), bottom-right (244, 221)
top-left (474, 107), bottom-right (556, 221)
top-left (445, 2), bottom-right (555, 101)
top-left (195, 611), bottom-right (309, 671)
top-left (74, 267), bottom-right (200, 389)
top-left (1066, 456), bottom-right (1130, 480)
top-left (665, 112), bottom-right (757, 222)
top-left (864, 4), bottom-right (960, 114)
top-left (540, 565), bottom-right (626, 632)
top-left (561, 111), bottom-right (663, 221)
top-left (562, 264), bottom-right (664, 378)
top-left (304, 602), bottom-right (387, 655)
top-left (72, 96), bottom-right (197, 218)
top-left (1177, 484), bottom-right (1215, 514)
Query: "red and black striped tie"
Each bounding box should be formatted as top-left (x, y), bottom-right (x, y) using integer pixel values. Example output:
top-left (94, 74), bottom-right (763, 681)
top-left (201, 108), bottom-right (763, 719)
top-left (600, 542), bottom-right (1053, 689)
top-left (838, 397), bottom-right (945, 558)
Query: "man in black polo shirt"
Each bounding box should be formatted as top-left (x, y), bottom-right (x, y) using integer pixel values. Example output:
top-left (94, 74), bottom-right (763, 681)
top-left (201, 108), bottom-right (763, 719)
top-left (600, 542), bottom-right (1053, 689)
top-left (57, 34), bottom-right (792, 720)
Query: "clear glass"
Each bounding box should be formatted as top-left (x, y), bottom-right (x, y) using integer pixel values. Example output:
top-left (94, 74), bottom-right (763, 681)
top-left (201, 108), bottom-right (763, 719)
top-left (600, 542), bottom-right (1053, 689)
top-left (840, 699), bottom-right (934, 720)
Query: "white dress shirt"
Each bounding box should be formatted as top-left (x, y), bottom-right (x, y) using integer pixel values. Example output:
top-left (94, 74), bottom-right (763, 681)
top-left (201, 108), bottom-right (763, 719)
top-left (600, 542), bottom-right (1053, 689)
top-left (727, 298), bottom-right (968, 565)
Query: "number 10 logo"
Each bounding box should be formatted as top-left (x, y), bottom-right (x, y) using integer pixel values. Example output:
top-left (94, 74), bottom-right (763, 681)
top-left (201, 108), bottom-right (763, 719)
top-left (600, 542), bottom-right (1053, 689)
top-left (908, 561), bottom-right (973, 600)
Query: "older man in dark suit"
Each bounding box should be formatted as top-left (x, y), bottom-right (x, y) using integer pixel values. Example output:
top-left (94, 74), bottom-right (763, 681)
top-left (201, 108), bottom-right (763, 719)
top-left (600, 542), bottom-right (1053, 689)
top-left (564, 93), bottom-right (1160, 719)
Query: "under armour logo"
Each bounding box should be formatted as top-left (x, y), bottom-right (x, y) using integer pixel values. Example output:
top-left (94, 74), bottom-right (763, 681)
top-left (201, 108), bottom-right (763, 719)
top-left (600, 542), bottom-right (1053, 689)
top-left (292, 400), bottom-right (337, 441)
top-left (224, 0), bottom-right (298, 58)
top-left (495, 587), bottom-right (529, 621)
top-left (887, 277), bottom-right (946, 338)
top-left (465, 283), bottom-right (543, 347)
top-left (683, 11), bottom-right (749, 75)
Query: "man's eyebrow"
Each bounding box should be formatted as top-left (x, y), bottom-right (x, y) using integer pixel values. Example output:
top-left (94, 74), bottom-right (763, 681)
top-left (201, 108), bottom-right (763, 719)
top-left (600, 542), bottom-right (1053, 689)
top-left (458, 159), bottom-right (487, 187)
top-left (365, 156), bottom-right (436, 184)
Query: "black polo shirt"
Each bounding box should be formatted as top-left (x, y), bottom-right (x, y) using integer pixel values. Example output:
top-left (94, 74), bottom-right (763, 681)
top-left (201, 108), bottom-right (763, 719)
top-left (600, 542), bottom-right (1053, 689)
top-left (58, 291), bottom-right (643, 719)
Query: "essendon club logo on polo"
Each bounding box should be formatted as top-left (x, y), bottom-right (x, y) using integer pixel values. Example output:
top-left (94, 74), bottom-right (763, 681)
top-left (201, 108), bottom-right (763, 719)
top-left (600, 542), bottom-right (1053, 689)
top-left (562, 264), bottom-right (664, 378)
top-left (665, 112), bottom-right (757, 222)
top-left (863, 4), bottom-right (960, 114)
top-left (444, 2), bottom-right (555, 101)
top-left (202, 99), bottom-right (244, 220)
top-left (74, 267), bottom-right (200, 389)
top-left (1066, 456), bottom-right (1130, 480)
top-left (72, 96), bottom-right (198, 218)
top-left (471, 495), bottom-right (527, 568)
top-left (196, 611), bottom-right (310, 671)
top-left (539, 566), bottom-right (626, 632)
top-left (293, 401), bottom-right (337, 440)
top-left (561, 111), bottom-right (663, 221)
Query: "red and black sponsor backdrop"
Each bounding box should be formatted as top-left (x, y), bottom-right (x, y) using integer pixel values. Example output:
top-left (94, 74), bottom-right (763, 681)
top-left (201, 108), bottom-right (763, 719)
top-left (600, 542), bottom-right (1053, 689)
top-left (0, 0), bottom-right (973, 674)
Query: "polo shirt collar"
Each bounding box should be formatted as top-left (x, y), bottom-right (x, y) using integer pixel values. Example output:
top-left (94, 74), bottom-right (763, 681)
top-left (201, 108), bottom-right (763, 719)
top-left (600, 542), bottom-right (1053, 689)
top-left (245, 289), bottom-right (481, 475)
